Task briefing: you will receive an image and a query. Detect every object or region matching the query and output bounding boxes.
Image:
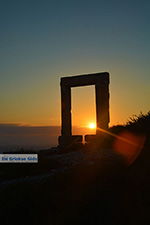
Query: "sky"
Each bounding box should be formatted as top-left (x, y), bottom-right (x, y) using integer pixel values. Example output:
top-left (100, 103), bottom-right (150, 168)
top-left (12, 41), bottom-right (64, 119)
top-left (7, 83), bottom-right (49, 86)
top-left (0, 0), bottom-right (150, 129)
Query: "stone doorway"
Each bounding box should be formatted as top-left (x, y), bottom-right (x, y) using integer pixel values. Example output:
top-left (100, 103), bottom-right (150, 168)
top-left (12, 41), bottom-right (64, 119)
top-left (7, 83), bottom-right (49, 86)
top-left (58, 72), bottom-right (110, 147)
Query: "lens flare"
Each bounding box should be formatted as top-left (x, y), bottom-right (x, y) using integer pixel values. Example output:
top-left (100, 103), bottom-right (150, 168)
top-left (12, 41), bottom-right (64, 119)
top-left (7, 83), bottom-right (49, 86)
top-left (113, 131), bottom-right (145, 164)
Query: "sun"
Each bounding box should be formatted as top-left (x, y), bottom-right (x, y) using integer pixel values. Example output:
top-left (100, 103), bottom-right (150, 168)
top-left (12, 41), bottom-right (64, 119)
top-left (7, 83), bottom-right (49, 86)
top-left (88, 122), bottom-right (96, 129)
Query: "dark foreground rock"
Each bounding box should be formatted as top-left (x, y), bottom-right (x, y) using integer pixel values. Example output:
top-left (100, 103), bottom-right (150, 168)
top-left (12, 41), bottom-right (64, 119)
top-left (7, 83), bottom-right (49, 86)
top-left (0, 147), bottom-right (150, 225)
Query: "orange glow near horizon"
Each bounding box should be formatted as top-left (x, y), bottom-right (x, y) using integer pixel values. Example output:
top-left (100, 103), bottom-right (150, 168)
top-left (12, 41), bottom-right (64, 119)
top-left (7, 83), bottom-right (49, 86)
top-left (1, 77), bottom-right (149, 128)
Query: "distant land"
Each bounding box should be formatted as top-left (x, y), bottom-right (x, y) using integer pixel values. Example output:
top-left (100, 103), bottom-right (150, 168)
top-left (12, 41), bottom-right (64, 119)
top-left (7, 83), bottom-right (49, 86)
top-left (0, 124), bottom-right (94, 152)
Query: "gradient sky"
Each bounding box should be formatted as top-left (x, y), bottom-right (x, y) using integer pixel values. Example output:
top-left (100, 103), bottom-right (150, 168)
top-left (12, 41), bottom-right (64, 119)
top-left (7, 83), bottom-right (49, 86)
top-left (0, 0), bottom-right (150, 128)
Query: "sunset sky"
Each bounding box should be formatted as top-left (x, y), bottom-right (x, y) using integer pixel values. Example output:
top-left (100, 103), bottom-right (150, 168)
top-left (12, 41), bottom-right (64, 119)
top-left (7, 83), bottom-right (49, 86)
top-left (1, 0), bottom-right (150, 129)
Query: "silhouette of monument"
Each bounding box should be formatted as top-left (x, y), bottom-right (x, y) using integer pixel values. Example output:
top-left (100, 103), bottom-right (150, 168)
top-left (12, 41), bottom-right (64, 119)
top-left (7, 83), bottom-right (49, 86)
top-left (58, 72), bottom-right (110, 147)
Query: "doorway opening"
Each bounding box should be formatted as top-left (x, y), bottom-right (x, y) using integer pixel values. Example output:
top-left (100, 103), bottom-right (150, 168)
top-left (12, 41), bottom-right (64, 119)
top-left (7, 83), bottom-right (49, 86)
top-left (72, 85), bottom-right (96, 142)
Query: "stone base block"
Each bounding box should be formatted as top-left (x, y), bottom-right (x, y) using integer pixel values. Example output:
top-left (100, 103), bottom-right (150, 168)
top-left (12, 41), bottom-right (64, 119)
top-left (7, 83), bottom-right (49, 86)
top-left (85, 135), bottom-right (98, 143)
top-left (58, 135), bottom-right (83, 147)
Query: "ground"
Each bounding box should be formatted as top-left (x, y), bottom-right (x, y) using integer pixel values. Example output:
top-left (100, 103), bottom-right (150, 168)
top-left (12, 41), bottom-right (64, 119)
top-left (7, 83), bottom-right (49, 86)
top-left (0, 144), bottom-right (150, 225)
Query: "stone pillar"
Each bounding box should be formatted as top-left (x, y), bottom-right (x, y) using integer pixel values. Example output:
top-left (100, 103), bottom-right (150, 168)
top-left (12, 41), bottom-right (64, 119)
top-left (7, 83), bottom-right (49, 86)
top-left (61, 84), bottom-right (72, 136)
top-left (95, 82), bottom-right (109, 134)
